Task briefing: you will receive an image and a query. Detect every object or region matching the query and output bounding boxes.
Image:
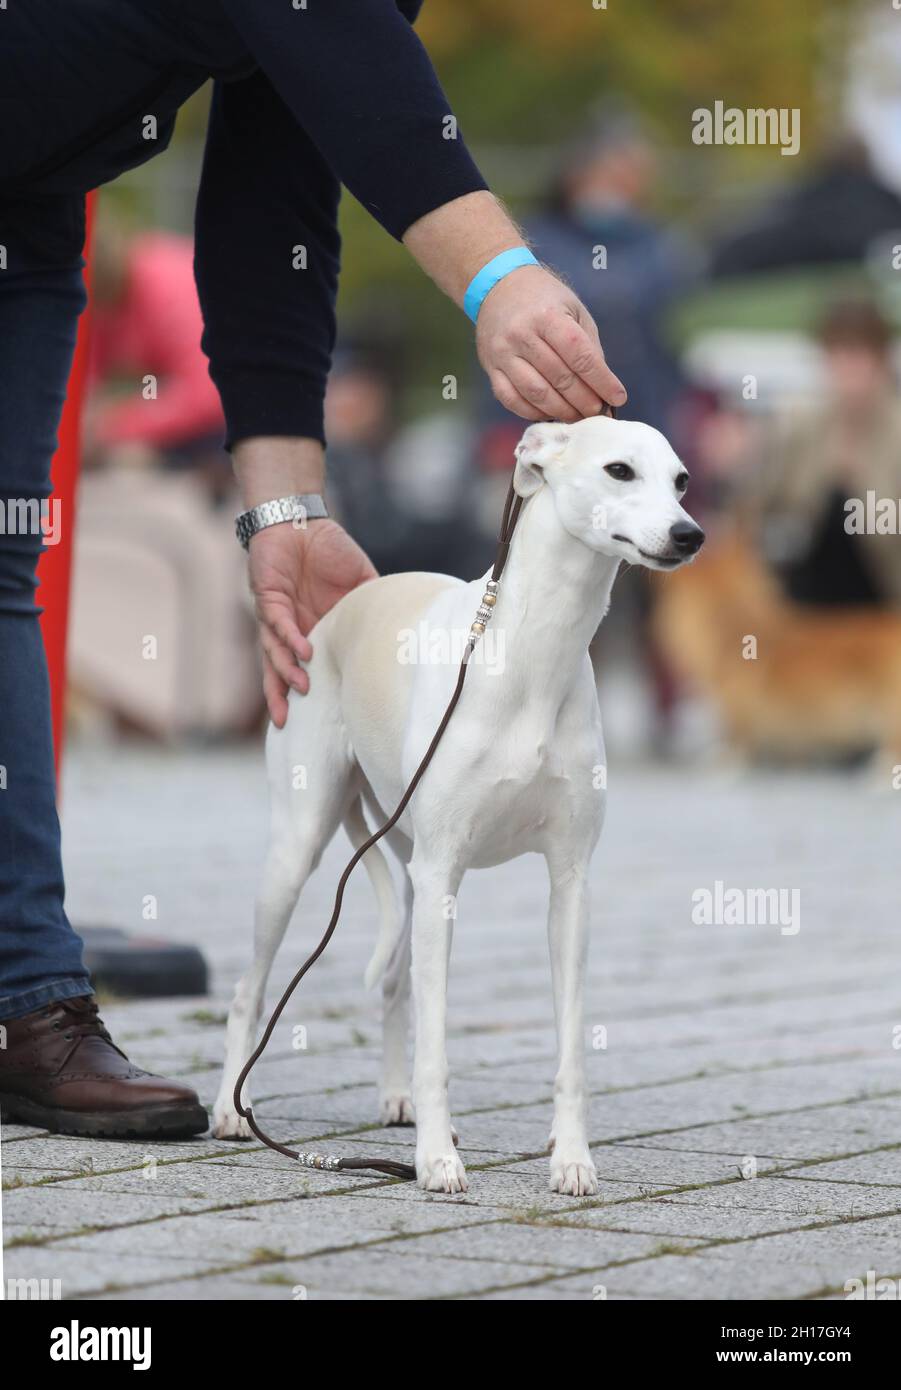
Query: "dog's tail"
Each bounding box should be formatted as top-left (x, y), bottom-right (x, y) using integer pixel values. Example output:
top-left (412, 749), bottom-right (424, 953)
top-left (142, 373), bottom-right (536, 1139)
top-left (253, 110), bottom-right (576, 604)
top-left (343, 796), bottom-right (402, 990)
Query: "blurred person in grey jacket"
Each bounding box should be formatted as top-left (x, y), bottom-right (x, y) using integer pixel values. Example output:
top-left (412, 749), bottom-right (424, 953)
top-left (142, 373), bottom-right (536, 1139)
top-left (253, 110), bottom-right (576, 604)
top-left (527, 108), bottom-right (695, 435)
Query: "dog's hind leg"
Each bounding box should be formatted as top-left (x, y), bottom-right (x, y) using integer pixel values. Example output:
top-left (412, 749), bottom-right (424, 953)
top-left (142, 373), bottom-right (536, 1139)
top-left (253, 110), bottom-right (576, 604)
top-left (544, 853), bottom-right (598, 1196)
top-left (342, 799), bottom-right (415, 1125)
top-left (212, 707), bottom-right (354, 1139)
top-left (345, 796), bottom-right (402, 994)
top-left (380, 866), bottom-right (459, 1139)
top-left (212, 839), bottom-right (313, 1138)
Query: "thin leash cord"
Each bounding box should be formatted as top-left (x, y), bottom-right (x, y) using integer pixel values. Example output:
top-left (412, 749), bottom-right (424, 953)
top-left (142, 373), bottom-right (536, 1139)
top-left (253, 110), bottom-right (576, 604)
top-left (234, 405), bottom-right (615, 1180)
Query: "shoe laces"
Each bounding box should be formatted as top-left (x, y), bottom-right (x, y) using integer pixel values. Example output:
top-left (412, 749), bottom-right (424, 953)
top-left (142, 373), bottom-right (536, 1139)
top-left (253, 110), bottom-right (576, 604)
top-left (48, 997), bottom-right (114, 1048)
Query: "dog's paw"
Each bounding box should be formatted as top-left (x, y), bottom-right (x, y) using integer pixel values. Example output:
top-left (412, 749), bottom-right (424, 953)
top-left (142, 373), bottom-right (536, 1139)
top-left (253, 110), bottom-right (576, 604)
top-left (549, 1151), bottom-right (598, 1196)
top-left (417, 1150), bottom-right (468, 1194)
top-left (212, 1108), bottom-right (254, 1141)
top-left (380, 1092), bottom-right (415, 1126)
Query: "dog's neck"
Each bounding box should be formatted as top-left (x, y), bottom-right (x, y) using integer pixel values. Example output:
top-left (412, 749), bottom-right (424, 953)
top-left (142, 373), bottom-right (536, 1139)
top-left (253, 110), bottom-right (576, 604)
top-left (487, 483), bottom-right (621, 686)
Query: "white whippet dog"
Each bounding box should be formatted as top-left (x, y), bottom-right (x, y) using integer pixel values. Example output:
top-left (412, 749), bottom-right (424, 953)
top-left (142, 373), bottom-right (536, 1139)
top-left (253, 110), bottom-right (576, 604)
top-left (213, 415), bottom-right (704, 1194)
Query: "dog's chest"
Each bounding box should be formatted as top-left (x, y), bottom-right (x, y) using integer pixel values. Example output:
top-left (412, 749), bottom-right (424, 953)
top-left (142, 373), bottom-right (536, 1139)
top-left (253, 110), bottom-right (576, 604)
top-left (424, 706), bottom-right (604, 866)
top-left (476, 745), bottom-right (572, 856)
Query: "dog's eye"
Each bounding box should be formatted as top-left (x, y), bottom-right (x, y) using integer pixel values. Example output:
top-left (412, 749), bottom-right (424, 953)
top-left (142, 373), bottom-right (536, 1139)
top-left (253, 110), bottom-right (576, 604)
top-left (604, 462), bottom-right (635, 482)
top-left (675, 472), bottom-right (689, 493)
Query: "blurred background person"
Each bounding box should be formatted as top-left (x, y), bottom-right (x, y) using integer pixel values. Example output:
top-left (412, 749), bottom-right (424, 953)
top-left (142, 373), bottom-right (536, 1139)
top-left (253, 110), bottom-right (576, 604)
top-left (711, 138), bottom-right (901, 277)
top-left (70, 214), bottom-right (257, 742)
top-left (322, 346), bottom-right (409, 576)
top-left (325, 340), bottom-right (491, 577)
top-left (741, 298), bottom-right (901, 609)
top-left (528, 106), bottom-right (695, 435)
top-left (86, 211), bottom-right (226, 484)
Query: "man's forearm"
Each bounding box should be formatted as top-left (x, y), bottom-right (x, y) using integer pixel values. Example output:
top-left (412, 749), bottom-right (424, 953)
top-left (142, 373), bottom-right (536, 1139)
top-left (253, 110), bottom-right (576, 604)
top-left (232, 437), bottom-right (325, 509)
top-left (402, 191), bottom-right (526, 306)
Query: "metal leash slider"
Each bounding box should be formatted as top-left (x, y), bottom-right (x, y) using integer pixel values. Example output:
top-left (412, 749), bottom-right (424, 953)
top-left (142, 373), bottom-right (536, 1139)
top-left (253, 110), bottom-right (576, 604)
top-left (296, 1151), bottom-right (342, 1171)
top-left (469, 578), bottom-right (499, 650)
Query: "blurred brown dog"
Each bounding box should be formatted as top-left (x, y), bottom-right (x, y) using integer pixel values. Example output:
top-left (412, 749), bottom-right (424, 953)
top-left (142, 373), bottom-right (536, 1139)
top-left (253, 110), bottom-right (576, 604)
top-left (652, 530), bottom-right (901, 766)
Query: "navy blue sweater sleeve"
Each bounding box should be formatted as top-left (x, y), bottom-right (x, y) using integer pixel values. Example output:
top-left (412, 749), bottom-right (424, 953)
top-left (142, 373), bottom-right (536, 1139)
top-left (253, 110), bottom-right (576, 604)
top-left (198, 0), bottom-right (487, 448)
top-left (195, 73), bottom-right (341, 448)
top-left (217, 0), bottom-right (488, 242)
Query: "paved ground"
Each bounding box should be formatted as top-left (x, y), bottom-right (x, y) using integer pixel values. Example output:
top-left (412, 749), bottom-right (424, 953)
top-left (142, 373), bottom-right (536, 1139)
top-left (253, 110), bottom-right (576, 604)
top-left (3, 742), bottom-right (901, 1301)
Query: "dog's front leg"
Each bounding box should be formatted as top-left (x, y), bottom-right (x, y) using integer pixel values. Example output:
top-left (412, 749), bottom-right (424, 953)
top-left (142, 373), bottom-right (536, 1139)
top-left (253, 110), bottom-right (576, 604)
top-left (409, 856), bottom-right (467, 1193)
top-left (545, 858), bottom-right (598, 1195)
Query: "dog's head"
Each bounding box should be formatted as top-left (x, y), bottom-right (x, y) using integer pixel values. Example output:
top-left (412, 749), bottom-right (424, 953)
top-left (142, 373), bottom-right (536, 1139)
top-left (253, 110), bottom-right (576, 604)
top-left (513, 417), bottom-right (704, 570)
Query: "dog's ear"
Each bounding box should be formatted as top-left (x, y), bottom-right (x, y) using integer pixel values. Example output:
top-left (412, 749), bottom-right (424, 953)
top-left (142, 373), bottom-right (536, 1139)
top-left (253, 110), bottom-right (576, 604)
top-left (513, 423), bottom-right (571, 497)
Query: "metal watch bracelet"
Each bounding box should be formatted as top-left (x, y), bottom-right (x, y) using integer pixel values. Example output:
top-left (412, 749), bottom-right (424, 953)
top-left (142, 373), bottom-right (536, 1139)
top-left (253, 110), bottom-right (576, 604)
top-left (235, 494), bottom-right (329, 550)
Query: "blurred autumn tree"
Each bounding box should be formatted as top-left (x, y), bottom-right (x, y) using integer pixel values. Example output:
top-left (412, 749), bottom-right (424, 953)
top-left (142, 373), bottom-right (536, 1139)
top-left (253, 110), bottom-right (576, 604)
top-left (418, 0), bottom-right (840, 148)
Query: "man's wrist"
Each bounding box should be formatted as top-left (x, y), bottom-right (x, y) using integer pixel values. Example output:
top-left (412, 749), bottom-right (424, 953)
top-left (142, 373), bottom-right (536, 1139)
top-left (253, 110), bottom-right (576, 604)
top-left (402, 191), bottom-right (529, 307)
top-left (464, 248), bottom-right (540, 323)
top-left (232, 436), bottom-right (325, 509)
top-left (236, 494), bottom-right (329, 550)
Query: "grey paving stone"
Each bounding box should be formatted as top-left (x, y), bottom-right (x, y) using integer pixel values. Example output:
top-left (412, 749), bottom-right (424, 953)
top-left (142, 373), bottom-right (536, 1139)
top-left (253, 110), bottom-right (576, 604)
top-left (629, 1098), bottom-right (901, 1162)
top-left (1, 1132), bottom-right (216, 1173)
top-left (98, 1275), bottom-right (313, 1301)
top-left (477, 1280), bottom-right (647, 1300)
top-left (3, 1185), bottom-right (212, 1232)
top-left (25, 1200), bottom-right (478, 1273)
top-left (554, 1199), bottom-right (825, 1241)
top-left (3, 1244), bottom-right (227, 1298)
top-left (664, 1175), bottom-right (901, 1222)
top-left (3, 746), bottom-right (901, 1300)
top-left (381, 1219), bottom-right (701, 1269)
top-left (258, 1247), bottom-right (566, 1298)
top-left (794, 1152), bottom-right (901, 1187)
top-left (33, 1163), bottom-right (314, 1203)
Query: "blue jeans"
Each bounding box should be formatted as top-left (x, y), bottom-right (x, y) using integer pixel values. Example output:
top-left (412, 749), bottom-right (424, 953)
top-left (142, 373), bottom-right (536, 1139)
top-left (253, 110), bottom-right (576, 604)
top-left (0, 256), bottom-right (93, 1020)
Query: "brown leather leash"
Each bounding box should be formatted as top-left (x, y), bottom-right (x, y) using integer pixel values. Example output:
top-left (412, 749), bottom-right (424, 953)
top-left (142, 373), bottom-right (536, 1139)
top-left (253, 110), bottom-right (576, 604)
top-left (234, 404), bottom-right (615, 1180)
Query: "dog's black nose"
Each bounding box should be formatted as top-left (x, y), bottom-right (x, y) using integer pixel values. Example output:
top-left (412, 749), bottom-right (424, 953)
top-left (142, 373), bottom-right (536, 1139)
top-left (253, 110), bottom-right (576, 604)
top-left (669, 521), bottom-right (705, 555)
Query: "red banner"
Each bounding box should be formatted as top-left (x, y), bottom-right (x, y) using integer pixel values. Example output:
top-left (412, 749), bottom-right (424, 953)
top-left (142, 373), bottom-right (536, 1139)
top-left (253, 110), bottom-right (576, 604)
top-left (37, 191), bottom-right (96, 775)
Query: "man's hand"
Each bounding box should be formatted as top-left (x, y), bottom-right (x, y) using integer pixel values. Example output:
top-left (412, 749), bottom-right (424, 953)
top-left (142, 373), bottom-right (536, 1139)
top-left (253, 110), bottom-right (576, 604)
top-left (231, 437), bottom-right (377, 727)
top-left (403, 191), bottom-right (626, 422)
top-left (475, 263), bottom-right (625, 422)
top-left (248, 518), bottom-right (377, 727)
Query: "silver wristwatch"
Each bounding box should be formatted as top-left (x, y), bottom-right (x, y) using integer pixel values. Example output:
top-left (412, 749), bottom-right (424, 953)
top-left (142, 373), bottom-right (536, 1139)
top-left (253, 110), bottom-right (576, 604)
top-left (235, 493), bottom-right (329, 549)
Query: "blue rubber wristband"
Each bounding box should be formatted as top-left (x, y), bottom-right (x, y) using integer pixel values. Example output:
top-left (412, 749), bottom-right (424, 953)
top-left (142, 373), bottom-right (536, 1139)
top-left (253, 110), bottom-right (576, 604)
top-left (463, 247), bottom-right (539, 323)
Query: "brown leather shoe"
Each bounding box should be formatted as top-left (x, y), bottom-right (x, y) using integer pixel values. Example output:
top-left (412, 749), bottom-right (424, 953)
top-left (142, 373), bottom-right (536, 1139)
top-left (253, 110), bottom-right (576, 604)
top-left (0, 995), bottom-right (208, 1138)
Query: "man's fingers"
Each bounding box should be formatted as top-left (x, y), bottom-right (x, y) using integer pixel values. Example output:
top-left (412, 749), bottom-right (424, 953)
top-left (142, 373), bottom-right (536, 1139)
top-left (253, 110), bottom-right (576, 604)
top-left (507, 357), bottom-right (582, 423)
top-left (541, 315), bottom-right (627, 409)
top-left (490, 369), bottom-right (545, 421)
top-left (514, 336), bottom-right (604, 419)
top-left (260, 629), bottom-right (309, 697)
top-left (262, 653), bottom-right (289, 729)
top-left (257, 600), bottom-right (313, 662)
